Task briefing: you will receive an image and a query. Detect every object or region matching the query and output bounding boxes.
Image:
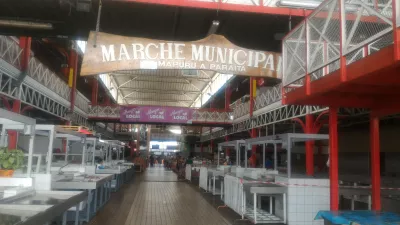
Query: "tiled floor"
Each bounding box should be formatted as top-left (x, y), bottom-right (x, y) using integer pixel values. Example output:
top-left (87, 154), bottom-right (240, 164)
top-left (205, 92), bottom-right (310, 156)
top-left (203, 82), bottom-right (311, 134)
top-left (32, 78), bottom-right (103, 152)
top-left (143, 166), bottom-right (179, 182)
top-left (125, 167), bottom-right (230, 225)
top-left (91, 167), bottom-right (231, 225)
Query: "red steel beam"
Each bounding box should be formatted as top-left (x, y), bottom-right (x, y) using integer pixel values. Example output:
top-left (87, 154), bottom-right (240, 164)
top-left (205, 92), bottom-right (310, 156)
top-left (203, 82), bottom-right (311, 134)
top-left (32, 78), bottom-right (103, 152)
top-left (329, 107), bottom-right (339, 211)
top-left (370, 114), bottom-right (381, 210)
top-left (117, 0), bottom-right (311, 16)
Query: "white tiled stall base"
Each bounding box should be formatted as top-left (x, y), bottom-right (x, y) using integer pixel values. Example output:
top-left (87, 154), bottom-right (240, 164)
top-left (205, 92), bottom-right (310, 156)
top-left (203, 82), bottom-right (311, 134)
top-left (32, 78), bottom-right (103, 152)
top-left (275, 176), bottom-right (330, 225)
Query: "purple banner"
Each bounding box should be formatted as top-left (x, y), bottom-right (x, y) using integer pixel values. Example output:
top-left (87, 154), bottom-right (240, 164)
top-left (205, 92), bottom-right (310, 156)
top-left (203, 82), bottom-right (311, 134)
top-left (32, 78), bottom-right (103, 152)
top-left (120, 106), bottom-right (194, 124)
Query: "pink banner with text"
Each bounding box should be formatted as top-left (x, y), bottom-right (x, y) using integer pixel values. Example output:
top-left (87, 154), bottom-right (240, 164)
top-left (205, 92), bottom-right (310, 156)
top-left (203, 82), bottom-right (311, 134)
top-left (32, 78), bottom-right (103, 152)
top-left (120, 106), bottom-right (194, 123)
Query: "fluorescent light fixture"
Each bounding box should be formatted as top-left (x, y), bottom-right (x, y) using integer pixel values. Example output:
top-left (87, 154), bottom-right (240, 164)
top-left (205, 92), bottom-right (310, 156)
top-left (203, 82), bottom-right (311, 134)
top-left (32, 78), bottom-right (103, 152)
top-left (77, 40), bottom-right (87, 53)
top-left (99, 139), bottom-right (105, 143)
top-left (169, 129), bottom-right (182, 134)
top-left (278, 0), bottom-right (321, 8)
top-left (0, 19), bottom-right (53, 29)
top-left (134, 140), bottom-right (137, 142)
top-left (207, 20), bottom-right (220, 36)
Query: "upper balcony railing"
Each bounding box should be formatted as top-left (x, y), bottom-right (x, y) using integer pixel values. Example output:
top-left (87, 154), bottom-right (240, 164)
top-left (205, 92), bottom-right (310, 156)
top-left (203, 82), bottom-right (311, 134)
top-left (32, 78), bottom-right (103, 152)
top-left (282, 0), bottom-right (398, 89)
top-left (230, 83), bottom-right (283, 120)
top-left (0, 36), bottom-right (90, 116)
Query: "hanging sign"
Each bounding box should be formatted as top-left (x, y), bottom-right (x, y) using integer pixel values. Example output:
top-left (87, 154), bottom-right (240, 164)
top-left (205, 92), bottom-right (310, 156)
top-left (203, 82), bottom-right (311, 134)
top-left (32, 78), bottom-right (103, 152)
top-left (81, 31), bottom-right (282, 78)
top-left (120, 105), bottom-right (194, 124)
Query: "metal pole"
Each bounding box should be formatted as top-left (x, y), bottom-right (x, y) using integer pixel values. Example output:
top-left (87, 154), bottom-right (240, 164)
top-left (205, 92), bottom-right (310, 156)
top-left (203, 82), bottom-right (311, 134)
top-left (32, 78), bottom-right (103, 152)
top-left (245, 147), bottom-right (248, 168)
top-left (46, 129), bottom-right (55, 174)
top-left (82, 139), bottom-right (86, 166)
top-left (274, 144), bottom-right (277, 171)
top-left (272, 124), bottom-right (275, 135)
top-left (236, 143), bottom-right (239, 166)
top-left (263, 144), bottom-right (266, 169)
top-left (217, 147), bottom-right (220, 166)
top-left (92, 140), bottom-right (96, 166)
top-left (287, 140), bottom-right (291, 178)
top-left (27, 134), bottom-right (34, 177)
top-left (65, 139), bottom-right (69, 163)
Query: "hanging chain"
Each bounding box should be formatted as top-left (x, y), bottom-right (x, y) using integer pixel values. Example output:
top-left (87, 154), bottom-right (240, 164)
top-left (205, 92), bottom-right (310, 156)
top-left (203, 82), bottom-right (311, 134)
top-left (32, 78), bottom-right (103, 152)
top-left (93, 0), bottom-right (103, 47)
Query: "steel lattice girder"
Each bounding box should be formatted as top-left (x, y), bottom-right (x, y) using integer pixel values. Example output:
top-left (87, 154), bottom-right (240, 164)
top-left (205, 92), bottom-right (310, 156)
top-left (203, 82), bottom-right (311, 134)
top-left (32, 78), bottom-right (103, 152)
top-left (0, 36), bottom-right (90, 126)
top-left (200, 106), bottom-right (370, 142)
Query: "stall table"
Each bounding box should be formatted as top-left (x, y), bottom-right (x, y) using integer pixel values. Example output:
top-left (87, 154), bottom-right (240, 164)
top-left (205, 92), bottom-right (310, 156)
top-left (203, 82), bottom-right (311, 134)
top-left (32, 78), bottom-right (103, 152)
top-left (0, 190), bottom-right (87, 225)
top-left (52, 174), bottom-right (113, 222)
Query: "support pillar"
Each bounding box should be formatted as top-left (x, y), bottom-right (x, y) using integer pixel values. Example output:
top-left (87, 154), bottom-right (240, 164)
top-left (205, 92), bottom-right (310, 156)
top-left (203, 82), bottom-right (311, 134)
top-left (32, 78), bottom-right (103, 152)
top-left (306, 114), bottom-right (315, 176)
top-left (329, 107), bottom-right (339, 211)
top-left (91, 77), bottom-right (99, 105)
top-left (249, 77), bottom-right (257, 167)
top-left (370, 114), bottom-right (381, 211)
top-left (8, 37), bottom-right (31, 149)
top-left (7, 100), bottom-right (21, 149)
top-left (225, 84), bottom-right (231, 157)
top-left (68, 48), bottom-right (78, 126)
top-left (225, 82), bottom-right (231, 110)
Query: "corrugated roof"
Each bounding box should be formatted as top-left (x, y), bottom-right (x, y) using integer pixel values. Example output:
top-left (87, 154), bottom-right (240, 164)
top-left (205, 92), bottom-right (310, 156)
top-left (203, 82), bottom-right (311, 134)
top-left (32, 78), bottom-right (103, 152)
top-left (112, 69), bottom-right (216, 107)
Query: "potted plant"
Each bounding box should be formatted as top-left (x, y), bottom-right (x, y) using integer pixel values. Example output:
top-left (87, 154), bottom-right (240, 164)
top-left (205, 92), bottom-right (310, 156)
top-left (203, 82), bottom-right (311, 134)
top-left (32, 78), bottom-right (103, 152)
top-left (0, 147), bottom-right (24, 177)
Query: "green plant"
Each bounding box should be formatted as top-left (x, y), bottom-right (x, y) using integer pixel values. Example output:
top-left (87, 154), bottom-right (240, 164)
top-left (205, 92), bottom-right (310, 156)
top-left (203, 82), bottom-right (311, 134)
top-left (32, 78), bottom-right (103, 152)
top-left (0, 148), bottom-right (24, 170)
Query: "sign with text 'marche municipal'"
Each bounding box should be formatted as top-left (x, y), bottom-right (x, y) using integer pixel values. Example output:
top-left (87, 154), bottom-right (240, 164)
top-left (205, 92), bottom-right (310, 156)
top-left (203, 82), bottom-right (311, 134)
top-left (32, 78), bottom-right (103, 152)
top-left (81, 31), bottom-right (281, 78)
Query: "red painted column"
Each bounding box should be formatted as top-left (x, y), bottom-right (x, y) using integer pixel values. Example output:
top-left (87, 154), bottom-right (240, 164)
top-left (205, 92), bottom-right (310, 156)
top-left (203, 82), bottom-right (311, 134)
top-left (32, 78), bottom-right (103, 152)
top-left (19, 37), bottom-right (31, 71)
top-left (306, 114), bottom-right (315, 176)
top-left (329, 107), bottom-right (339, 211)
top-left (91, 77), bottom-right (98, 105)
top-left (370, 114), bottom-right (381, 210)
top-left (7, 101), bottom-right (21, 149)
top-left (8, 37), bottom-right (31, 149)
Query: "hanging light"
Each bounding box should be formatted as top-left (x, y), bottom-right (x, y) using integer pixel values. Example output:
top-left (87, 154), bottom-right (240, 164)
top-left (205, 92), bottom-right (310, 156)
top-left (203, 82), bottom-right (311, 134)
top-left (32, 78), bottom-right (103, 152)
top-left (207, 20), bottom-right (220, 36)
top-left (169, 129), bottom-right (182, 134)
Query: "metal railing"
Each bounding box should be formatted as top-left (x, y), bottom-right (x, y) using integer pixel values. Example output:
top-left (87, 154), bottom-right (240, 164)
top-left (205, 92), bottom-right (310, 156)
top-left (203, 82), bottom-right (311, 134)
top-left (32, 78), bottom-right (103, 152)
top-left (0, 36), bottom-right (90, 118)
top-left (283, 0), bottom-right (397, 88)
top-left (230, 83), bottom-right (283, 120)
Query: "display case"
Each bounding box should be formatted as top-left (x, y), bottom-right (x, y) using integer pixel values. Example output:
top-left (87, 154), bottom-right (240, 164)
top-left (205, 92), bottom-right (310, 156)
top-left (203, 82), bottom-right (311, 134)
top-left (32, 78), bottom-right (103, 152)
top-left (0, 108), bottom-right (36, 179)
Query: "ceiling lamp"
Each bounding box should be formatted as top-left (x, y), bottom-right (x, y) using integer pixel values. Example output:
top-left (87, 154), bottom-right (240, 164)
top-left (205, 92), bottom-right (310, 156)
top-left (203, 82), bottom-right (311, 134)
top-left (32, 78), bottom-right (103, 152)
top-left (169, 129), bottom-right (182, 134)
top-left (0, 20), bottom-right (53, 29)
top-left (207, 20), bottom-right (220, 36)
top-left (278, 0), bottom-right (321, 9)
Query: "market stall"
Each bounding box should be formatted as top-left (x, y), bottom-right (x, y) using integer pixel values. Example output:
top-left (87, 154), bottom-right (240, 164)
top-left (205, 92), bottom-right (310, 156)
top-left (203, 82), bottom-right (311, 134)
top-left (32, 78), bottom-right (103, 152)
top-left (223, 133), bottom-right (330, 224)
top-left (95, 140), bottom-right (130, 192)
top-left (0, 108), bottom-right (87, 225)
top-left (198, 140), bottom-right (245, 193)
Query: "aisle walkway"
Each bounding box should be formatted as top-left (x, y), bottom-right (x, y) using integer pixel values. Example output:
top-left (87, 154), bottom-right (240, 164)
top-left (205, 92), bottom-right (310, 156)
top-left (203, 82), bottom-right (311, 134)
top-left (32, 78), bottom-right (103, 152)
top-left (90, 167), bottom-right (232, 225)
top-left (125, 167), bottom-right (230, 225)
